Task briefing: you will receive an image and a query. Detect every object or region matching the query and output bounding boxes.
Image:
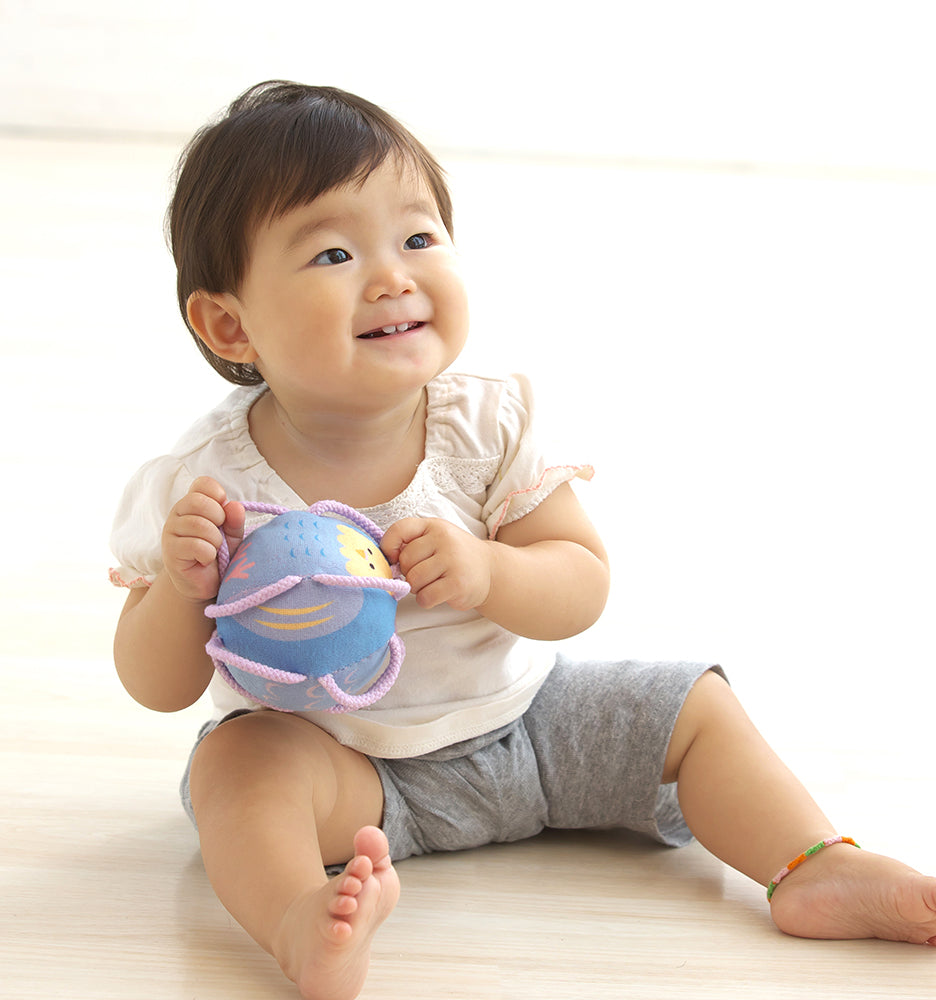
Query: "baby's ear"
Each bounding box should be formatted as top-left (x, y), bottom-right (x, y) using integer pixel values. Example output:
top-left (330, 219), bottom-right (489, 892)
top-left (186, 291), bottom-right (258, 364)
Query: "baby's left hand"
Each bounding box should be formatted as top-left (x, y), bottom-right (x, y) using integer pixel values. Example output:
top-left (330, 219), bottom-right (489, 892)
top-left (381, 518), bottom-right (493, 612)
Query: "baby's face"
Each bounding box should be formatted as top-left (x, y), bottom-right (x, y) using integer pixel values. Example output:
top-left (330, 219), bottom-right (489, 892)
top-left (232, 159), bottom-right (469, 413)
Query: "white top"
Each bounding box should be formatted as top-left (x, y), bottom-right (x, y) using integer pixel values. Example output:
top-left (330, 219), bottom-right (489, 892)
top-left (110, 372), bottom-right (593, 758)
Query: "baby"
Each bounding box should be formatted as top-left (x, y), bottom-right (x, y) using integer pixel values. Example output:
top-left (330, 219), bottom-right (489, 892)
top-left (110, 82), bottom-right (936, 1000)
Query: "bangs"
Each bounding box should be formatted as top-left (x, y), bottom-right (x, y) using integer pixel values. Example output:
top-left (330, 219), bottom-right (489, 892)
top-left (239, 90), bottom-right (453, 237)
top-left (261, 102), bottom-right (398, 221)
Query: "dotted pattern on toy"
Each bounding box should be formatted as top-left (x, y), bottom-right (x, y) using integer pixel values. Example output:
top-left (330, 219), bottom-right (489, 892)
top-left (205, 500), bottom-right (409, 713)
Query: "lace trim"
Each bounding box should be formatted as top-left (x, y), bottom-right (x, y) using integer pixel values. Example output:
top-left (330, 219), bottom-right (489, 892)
top-left (108, 568), bottom-right (152, 589)
top-left (364, 456), bottom-right (500, 524)
top-left (487, 463), bottom-right (595, 538)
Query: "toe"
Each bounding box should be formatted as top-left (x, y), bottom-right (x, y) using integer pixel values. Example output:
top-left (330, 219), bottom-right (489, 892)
top-left (353, 825), bottom-right (391, 863)
top-left (343, 854), bottom-right (374, 884)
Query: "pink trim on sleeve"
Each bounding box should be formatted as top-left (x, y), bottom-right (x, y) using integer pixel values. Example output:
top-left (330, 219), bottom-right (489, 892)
top-left (108, 568), bottom-right (153, 589)
top-left (488, 463), bottom-right (595, 539)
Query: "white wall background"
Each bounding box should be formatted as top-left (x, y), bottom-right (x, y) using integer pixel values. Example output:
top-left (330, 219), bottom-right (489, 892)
top-left (2, 0), bottom-right (935, 858)
top-left (4, 0), bottom-right (935, 171)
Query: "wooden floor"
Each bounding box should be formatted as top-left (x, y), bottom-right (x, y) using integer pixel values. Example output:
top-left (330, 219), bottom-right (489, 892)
top-left (1, 134), bottom-right (934, 998)
top-left (3, 660), bottom-right (935, 1000)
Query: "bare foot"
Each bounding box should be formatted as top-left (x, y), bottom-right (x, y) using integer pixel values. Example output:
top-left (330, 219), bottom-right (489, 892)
top-left (769, 843), bottom-right (936, 945)
top-left (273, 826), bottom-right (400, 1000)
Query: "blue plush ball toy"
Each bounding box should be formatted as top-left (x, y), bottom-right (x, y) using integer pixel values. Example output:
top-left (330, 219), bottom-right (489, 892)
top-left (205, 500), bottom-right (409, 713)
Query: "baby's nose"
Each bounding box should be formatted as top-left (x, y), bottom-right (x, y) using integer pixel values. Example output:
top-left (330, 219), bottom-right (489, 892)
top-left (364, 261), bottom-right (417, 300)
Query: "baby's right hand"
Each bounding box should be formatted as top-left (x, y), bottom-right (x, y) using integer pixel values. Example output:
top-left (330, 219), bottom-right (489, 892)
top-left (161, 476), bottom-right (246, 602)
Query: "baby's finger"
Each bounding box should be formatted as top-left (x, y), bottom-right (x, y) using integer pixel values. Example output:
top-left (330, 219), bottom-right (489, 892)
top-left (189, 475), bottom-right (228, 506)
top-left (222, 499), bottom-right (246, 553)
top-left (380, 517), bottom-right (431, 563)
top-left (395, 533), bottom-right (439, 578)
top-left (398, 550), bottom-right (444, 595)
top-left (166, 511), bottom-right (224, 555)
top-left (180, 534), bottom-right (225, 569)
top-left (169, 477), bottom-right (228, 532)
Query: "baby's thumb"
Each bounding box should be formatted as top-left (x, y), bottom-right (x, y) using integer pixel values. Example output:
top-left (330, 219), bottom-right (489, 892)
top-left (222, 500), bottom-right (247, 556)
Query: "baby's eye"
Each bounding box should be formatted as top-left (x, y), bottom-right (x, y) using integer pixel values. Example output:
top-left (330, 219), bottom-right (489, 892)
top-left (404, 233), bottom-right (433, 250)
top-left (311, 248), bottom-right (351, 266)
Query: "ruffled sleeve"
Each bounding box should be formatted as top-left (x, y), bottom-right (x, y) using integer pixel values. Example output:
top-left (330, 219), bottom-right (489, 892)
top-left (480, 374), bottom-right (594, 538)
top-left (108, 385), bottom-right (271, 589)
top-left (108, 455), bottom-right (195, 588)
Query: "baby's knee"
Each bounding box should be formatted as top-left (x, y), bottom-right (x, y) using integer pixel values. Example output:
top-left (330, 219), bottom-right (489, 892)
top-left (191, 711), bottom-right (315, 795)
top-left (662, 669), bottom-right (736, 782)
top-left (692, 667), bottom-right (732, 700)
top-left (190, 709), bottom-right (381, 858)
top-left (196, 709), bottom-right (331, 768)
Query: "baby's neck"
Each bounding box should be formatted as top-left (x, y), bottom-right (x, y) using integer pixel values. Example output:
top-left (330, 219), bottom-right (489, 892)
top-left (248, 388), bottom-right (427, 509)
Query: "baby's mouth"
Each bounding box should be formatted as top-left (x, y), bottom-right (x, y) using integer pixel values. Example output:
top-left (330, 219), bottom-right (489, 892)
top-left (358, 321), bottom-right (425, 340)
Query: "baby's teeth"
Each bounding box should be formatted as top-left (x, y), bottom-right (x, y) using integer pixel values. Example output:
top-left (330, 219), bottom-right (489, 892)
top-left (382, 326), bottom-right (397, 334)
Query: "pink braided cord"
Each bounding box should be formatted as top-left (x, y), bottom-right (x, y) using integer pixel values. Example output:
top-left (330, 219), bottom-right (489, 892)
top-left (205, 632), bottom-right (307, 683)
top-left (208, 499), bottom-right (407, 714)
top-left (212, 660), bottom-right (265, 706)
top-left (217, 499), bottom-right (393, 577)
top-left (318, 634), bottom-right (405, 712)
top-left (206, 630), bottom-right (405, 713)
top-left (311, 573), bottom-right (410, 600)
top-left (205, 575), bottom-right (304, 618)
top-left (304, 500), bottom-right (388, 543)
top-left (216, 502), bottom-right (287, 577)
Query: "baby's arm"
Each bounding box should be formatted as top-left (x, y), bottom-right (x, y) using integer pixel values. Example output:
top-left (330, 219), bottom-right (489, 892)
top-left (113, 477), bottom-right (245, 712)
top-left (380, 483), bottom-right (610, 640)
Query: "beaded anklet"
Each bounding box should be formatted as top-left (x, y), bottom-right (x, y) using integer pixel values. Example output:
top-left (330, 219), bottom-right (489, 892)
top-left (767, 836), bottom-right (860, 901)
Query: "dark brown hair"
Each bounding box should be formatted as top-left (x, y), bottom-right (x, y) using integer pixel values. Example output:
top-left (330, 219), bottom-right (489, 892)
top-left (167, 81), bottom-right (454, 385)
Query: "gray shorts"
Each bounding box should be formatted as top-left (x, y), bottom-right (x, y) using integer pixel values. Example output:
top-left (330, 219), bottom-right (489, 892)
top-left (182, 656), bottom-right (721, 864)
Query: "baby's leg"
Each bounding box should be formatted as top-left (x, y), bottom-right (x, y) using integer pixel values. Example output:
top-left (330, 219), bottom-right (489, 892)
top-left (665, 671), bottom-right (936, 945)
top-left (188, 710), bottom-right (399, 1000)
